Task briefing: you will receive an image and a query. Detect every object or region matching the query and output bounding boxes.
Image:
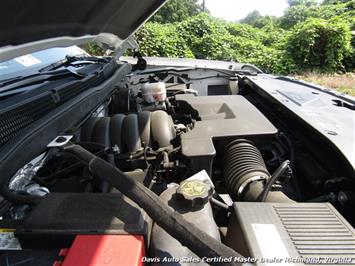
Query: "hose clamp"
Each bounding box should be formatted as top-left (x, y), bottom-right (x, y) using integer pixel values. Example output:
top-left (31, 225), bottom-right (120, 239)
top-left (237, 175), bottom-right (267, 199)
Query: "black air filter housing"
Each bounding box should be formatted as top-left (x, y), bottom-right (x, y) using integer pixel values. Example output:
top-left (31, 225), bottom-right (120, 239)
top-left (226, 202), bottom-right (355, 265)
top-left (176, 95), bottom-right (277, 174)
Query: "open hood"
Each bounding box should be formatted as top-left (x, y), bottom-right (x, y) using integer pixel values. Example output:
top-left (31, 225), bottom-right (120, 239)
top-left (0, 0), bottom-right (166, 59)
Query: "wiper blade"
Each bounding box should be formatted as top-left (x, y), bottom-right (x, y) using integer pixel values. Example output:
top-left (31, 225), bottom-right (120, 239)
top-left (0, 69), bottom-right (84, 94)
top-left (0, 56), bottom-right (112, 99)
top-left (38, 55), bottom-right (110, 72)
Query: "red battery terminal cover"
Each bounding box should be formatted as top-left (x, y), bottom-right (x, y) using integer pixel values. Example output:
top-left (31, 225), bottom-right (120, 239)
top-left (60, 235), bottom-right (145, 266)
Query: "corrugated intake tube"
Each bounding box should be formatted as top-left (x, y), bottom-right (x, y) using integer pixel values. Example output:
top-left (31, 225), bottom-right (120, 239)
top-left (224, 140), bottom-right (270, 199)
top-left (224, 139), bottom-right (293, 203)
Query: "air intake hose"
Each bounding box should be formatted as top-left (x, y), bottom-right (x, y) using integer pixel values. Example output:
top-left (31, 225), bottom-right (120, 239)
top-left (224, 140), bottom-right (270, 199)
top-left (223, 139), bottom-right (293, 202)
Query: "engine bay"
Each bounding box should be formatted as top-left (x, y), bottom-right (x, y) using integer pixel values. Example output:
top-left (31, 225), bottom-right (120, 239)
top-left (0, 63), bottom-right (354, 265)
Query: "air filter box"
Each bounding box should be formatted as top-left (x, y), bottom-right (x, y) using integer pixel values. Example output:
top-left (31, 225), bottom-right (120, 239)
top-left (176, 95), bottom-right (277, 174)
top-left (226, 202), bottom-right (355, 265)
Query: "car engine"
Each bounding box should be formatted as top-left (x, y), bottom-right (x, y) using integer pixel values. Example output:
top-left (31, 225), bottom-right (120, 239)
top-left (1, 65), bottom-right (354, 266)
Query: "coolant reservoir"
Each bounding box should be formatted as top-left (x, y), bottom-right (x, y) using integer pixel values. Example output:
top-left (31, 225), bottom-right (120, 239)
top-left (150, 180), bottom-right (220, 265)
top-left (141, 82), bottom-right (167, 104)
top-left (228, 77), bottom-right (239, 95)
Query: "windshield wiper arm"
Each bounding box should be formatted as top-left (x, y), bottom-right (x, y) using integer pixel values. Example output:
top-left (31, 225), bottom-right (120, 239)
top-left (38, 55), bottom-right (110, 72)
top-left (0, 69), bottom-right (84, 94)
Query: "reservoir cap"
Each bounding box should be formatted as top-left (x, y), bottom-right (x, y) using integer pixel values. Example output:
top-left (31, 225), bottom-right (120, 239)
top-left (176, 180), bottom-right (212, 208)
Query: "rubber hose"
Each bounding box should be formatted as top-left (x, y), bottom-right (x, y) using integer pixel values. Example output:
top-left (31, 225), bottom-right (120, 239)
top-left (224, 140), bottom-right (294, 203)
top-left (223, 140), bottom-right (270, 199)
top-left (259, 160), bottom-right (290, 202)
top-left (62, 143), bottom-right (250, 266)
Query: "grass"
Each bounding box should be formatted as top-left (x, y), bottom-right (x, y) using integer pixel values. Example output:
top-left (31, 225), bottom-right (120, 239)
top-left (294, 72), bottom-right (355, 97)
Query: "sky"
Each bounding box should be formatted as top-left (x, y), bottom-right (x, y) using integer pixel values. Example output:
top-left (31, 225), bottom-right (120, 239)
top-left (203, 0), bottom-right (290, 21)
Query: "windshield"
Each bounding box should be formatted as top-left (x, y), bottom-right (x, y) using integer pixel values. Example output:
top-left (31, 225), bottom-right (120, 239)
top-left (0, 46), bottom-right (88, 81)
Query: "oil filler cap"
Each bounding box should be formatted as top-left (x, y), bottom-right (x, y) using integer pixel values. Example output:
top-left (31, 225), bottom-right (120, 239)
top-left (176, 180), bottom-right (212, 208)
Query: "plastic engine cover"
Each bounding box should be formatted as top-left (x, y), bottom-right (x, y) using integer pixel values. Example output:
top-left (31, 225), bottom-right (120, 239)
top-left (176, 95), bottom-right (277, 173)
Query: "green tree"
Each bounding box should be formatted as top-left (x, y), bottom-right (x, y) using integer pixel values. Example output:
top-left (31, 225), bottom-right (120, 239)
top-left (176, 13), bottom-right (232, 59)
top-left (135, 22), bottom-right (194, 58)
top-left (322, 0), bottom-right (353, 5)
top-left (314, 0), bottom-right (354, 20)
top-left (150, 0), bottom-right (204, 24)
top-left (239, 10), bottom-right (263, 25)
top-left (134, 0), bottom-right (355, 75)
top-left (253, 16), bottom-right (280, 28)
top-left (286, 18), bottom-right (352, 71)
top-left (288, 0), bottom-right (317, 7)
top-left (281, 4), bottom-right (315, 28)
top-left (225, 22), bottom-right (265, 40)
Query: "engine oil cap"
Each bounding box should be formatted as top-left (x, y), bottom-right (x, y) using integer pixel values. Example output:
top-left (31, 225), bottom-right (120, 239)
top-left (176, 180), bottom-right (212, 208)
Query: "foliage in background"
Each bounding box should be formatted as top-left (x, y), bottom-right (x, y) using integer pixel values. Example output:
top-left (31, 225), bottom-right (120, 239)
top-left (134, 0), bottom-right (354, 75)
top-left (150, 0), bottom-right (205, 24)
top-left (135, 23), bottom-right (194, 58)
top-left (286, 18), bottom-right (352, 72)
top-left (85, 43), bottom-right (104, 56)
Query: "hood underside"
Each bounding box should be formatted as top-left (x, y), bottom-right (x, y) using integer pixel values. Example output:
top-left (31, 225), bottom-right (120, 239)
top-left (0, 0), bottom-right (166, 47)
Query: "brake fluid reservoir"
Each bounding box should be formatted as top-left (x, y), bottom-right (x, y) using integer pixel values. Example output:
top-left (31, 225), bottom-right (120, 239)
top-left (228, 77), bottom-right (239, 95)
top-left (141, 82), bottom-right (166, 104)
top-left (150, 180), bottom-right (220, 265)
